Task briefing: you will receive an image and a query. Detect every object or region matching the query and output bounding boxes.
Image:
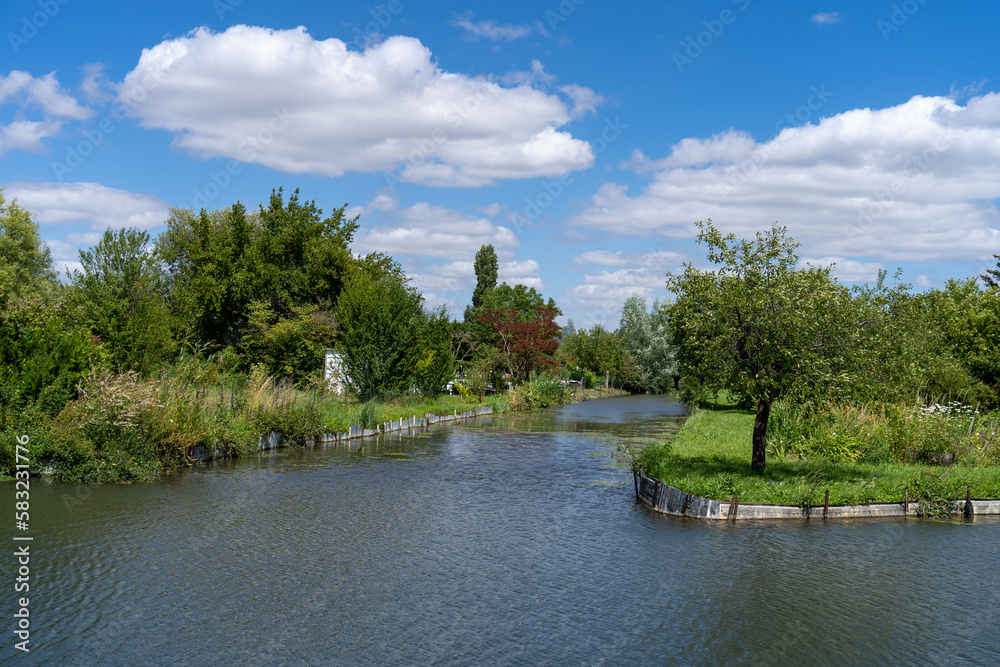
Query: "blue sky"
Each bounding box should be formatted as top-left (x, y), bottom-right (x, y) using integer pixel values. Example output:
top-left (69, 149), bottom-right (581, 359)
top-left (3, 0), bottom-right (999, 327)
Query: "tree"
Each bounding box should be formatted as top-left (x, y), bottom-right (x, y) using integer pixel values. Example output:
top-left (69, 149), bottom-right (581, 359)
top-left (618, 295), bottom-right (679, 392)
top-left (242, 302), bottom-right (337, 382)
top-left (335, 258), bottom-right (424, 397)
top-left (470, 283), bottom-right (561, 385)
top-left (248, 187), bottom-right (358, 315)
top-left (72, 228), bottom-right (175, 375)
top-left (478, 304), bottom-right (561, 384)
top-left (0, 189), bottom-right (57, 302)
top-left (411, 307), bottom-right (455, 397)
top-left (558, 325), bottom-right (635, 387)
top-left (0, 192), bottom-right (90, 419)
top-left (983, 253), bottom-right (1000, 289)
top-left (158, 204), bottom-right (255, 348)
top-left (917, 278), bottom-right (1000, 400)
top-left (667, 221), bottom-right (849, 471)
top-left (471, 244), bottom-right (498, 309)
top-left (160, 189), bottom-right (358, 348)
top-left (0, 294), bottom-right (92, 419)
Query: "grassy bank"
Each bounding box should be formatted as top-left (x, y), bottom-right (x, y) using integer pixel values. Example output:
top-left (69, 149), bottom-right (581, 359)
top-left (635, 398), bottom-right (1000, 507)
top-left (0, 369), bottom-right (584, 483)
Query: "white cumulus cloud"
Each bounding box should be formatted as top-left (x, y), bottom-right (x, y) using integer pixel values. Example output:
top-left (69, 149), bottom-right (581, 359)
top-left (3, 181), bottom-right (169, 277)
top-left (118, 25), bottom-right (594, 187)
top-left (567, 93), bottom-right (1000, 265)
top-left (353, 202), bottom-right (519, 261)
top-left (0, 71), bottom-right (93, 155)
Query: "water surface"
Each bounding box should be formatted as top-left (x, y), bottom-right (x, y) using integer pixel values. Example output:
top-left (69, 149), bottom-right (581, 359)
top-left (6, 394), bottom-right (998, 665)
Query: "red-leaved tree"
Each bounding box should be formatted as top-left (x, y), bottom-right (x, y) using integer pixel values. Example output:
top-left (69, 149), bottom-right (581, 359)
top-left (477, 306), bottom-right (561, 384)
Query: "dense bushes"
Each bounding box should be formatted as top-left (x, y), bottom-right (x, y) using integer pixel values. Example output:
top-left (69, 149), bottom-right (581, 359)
top-left (766, 399), bottom-right (1000, 466)
top-left (508, 377), bottom-right (570, 410)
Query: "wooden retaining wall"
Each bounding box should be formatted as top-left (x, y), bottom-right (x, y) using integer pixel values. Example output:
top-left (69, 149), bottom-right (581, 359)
top-left (189, 406), bottom-right (494, 462)
top-left (635, 469), bottom-right (1000, 520)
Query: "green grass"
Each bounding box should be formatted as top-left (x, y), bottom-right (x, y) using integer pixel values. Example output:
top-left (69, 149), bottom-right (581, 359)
top-left (315, 393), bottom-right (494, 432)
top-left (635, 401), bottom-right (1000, 505)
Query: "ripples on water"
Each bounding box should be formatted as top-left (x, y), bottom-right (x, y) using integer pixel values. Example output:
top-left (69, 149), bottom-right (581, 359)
top-left (6, 395), bottom-right (999, 665)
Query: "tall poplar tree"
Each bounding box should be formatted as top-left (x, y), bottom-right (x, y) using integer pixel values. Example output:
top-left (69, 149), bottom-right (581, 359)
top-left (471, 244), bottom-right (498, 308)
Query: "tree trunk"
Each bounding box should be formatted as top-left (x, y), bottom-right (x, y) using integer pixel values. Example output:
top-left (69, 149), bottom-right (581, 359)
top-left (751, 399), bottom-right (772, 472)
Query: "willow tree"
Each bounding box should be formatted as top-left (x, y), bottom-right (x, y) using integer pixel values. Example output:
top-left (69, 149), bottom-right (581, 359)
top-left (618, 294), bottom-right (679, 392)
top-left (667, 220), bottom-right (848, 471)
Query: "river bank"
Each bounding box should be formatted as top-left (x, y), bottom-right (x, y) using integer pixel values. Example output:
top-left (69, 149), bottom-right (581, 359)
top-left (635, 398), bottom-right (1000, 510)
top-left (1, 373), bottom-right (621, 483)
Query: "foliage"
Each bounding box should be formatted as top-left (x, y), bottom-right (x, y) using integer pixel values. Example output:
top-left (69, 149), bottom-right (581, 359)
top-left (469, 283), bottom-right (560, 384)
top-left (916, 278), bottom-right (1000, 401)
top-left (486, 393), bottom-right (512, 414)
top-left (471, 243), bottom-right (498, 309)
top-left (508, 376), bottom-right (570, 411)
top-left (478, 305), bottom-right (561, 384)
top-left (72, 228), bottom-right (175, 376)
top-left (411, 307), bottom-right (455, 397)
top-left (0, 293), bottom-right (93, 419)
top-left (246, 187), bottom-right (359, 316)
top-left (242, 301), bottom-right (337, 383)
top-left (159, 190), bottom-right (358, 377)
top-left (618, 294), bottom-right (679, 392)
top-left (838, 273), bottom-right (989, 407)
top-left (450, 321), bottom-right (479, 375)
top-left (44, 371), bottom-right (172, 482)
top-left (767, 398), bottom-right (1000, 466)
top-left (558, 324), bottom-right (637, 388)
top-left (464, 347), bottom-right (504, 400)
top-left (0, 192), bottom-right (87, 418)
top-left (982, 253), bottom-right (1000, 289)
top-left (157, 204), bottom-right (255, 348)
top-left (0, 189), bottom-right (58, 303)
top-left (335, 258), bottom-right (424, 397)
top-left (667, 221), bottom-right (850, 470)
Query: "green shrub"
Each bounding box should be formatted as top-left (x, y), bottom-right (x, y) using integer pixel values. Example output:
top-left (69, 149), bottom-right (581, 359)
top-left (487, 394), bottom-right (511, 414)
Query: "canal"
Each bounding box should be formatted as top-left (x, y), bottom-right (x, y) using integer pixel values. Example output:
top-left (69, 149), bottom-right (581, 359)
top-left (6, 394), bottom-right (998, 665)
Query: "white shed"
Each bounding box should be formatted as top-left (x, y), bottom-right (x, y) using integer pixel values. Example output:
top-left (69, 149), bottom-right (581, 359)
top-left (323, 349), bottom-right (346, 395)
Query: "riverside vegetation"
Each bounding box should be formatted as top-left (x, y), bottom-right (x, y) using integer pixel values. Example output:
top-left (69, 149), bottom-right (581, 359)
top-left (4, 187), bottom-right (663, 482)
top-left (3, 189), bottom-right (1000, 490)
top-left (634, 222), bottom-right (1000, 510)
top-left (3, 357), bottom-right (588, 483)
top-left (634, 393), bottom-right (1000, 507)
